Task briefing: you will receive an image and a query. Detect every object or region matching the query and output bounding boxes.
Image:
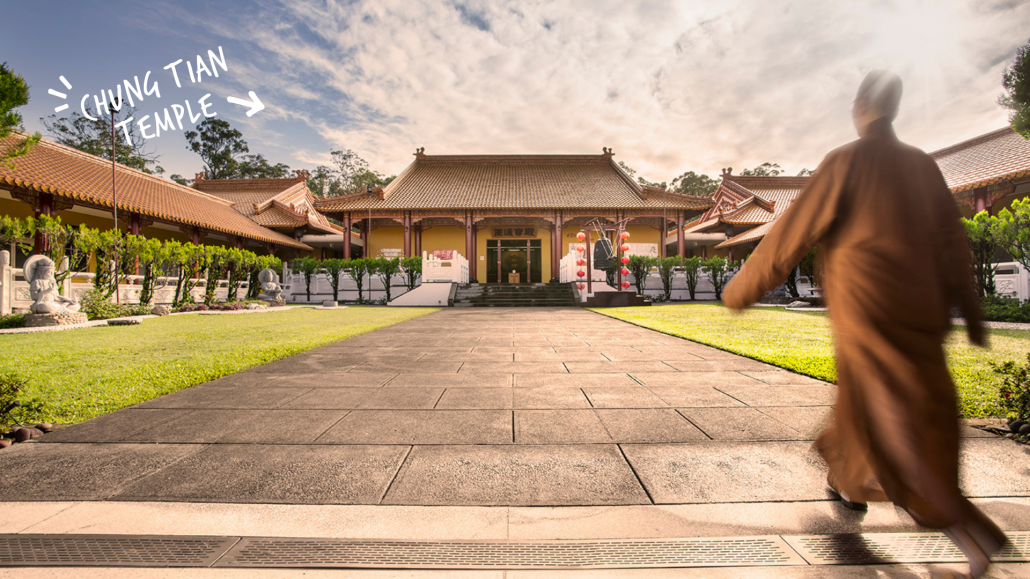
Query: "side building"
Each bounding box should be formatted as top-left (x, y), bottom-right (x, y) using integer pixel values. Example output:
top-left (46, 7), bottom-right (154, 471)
top-left (313, 148), bottom-right (713, 283)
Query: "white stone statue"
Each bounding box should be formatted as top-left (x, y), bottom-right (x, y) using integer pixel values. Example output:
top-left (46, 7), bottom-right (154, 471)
top-left (23, 255), bottom-right (80, 314)
top-left (257, 268), bottom-right (283, 302)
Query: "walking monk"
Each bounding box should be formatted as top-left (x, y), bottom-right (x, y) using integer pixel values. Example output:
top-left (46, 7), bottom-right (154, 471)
top-left (722, 70), bottom-right (1007, 578)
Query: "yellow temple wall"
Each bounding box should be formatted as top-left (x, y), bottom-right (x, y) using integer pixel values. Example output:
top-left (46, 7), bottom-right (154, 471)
top-left (367, 225), bottom-right (403, 258)
top-left (421, 225), bottom-right (465, 257)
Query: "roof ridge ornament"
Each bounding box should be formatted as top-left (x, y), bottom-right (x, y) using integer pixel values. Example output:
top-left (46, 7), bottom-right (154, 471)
top-left (414, 147), bottom-right (425, 159)
top-left (602, 147), bottom-right (614, 158)
top-left (721, 168), bottom-right (732, 180)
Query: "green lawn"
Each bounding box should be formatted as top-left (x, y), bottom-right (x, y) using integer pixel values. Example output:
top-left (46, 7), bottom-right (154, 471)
top-left (593, 304), bottom-right (1028, 418)
top-left (1, 307), bottom-right (438, 424)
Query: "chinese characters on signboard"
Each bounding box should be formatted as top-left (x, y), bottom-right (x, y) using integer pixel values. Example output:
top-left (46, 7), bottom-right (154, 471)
top-left (493, 228), bottom-right (535, 237)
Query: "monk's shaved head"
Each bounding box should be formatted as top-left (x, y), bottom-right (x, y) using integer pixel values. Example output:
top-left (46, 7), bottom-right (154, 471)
top-left (855, 70), bottom-right (903, 122)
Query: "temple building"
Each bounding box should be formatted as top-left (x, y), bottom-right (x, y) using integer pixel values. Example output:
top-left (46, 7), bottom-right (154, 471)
top-left (313, 148), bottom-right (713, 283)
top-left (0, 134), bottom-right (311, 264)
top-left (192, 172), bottom-right (359, 257)
top-left (930, 126), bottom-right (1030, 216)
top-left (680, 172), bottom-right (809, 260)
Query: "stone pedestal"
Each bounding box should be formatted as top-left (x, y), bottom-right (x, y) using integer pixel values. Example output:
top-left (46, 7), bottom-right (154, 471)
top-left (24, 311), bottom-right (89, 327)
top-left (322, 301), bottom-right (337, 308)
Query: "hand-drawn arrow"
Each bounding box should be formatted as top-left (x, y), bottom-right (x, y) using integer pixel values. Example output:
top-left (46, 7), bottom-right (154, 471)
top-left (226, 91), bottom-right (265, 117)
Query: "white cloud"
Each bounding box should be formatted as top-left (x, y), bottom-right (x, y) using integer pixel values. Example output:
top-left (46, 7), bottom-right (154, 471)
top-left (165, 0), bottom-right (1029, 181)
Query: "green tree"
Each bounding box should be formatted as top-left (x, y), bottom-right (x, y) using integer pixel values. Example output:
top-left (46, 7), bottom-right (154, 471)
top-left (738, 162), bottom-right (782, 176)
top-left (238, 153), bottom-right (291, 179)
top-left (323, 258), bottom-right (348, 302)
top-left (169, 174), bottom-right (190, 186)
top-left (166, 241), bottom-right (203, 307)
top-left (401, 256), bottom-right (422, 291)
top-left (627, 255), bottom-right (657, 295)
top-left (305, 165), bottom-right (336, 198)
top-left (371, 257), bottom-right (401, 302)
top-left (0, 215), bottom-right (29, 251)
top-left (702, 256), bottom-right (738, 301)
top-left (798, 247), bottom-right (820, 288)
top-left (657, 256), bottom-right (681, 300)
top-left (0, 62), bottom-right (40, 168)
top-left (995, 198), bottom-right (1030, 272)
top-left (681, 256), bottom-right (703, 300)
top-left (348, 258), bottom-right (369, 303)
top-left (670, 171), bottom-right (719, 197)
top-left (1000, 37), bottom-right (1030, 139)
top-left (293, 256), bottom-right (320, 302)
top-left (131, 236), bottom-right (168, 307)
top-left (42, 106), bottom-right (164, 174)
top-left (185, 118), bottom-right (249, 179)
top-left (963, 211), bottom-right (1000, 298)
top-left (202, 246), bottom-right (229, 305)
top-left (784, 266), bottom-right (800, 298)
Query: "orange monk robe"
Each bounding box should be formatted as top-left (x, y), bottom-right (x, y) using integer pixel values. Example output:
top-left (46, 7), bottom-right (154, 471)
top-left (722, 119), bottom-right (995, 532)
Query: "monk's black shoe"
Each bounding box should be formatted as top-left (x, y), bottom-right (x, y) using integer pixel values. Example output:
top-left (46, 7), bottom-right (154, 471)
top-left (827, 474), bottom-right (868, 511)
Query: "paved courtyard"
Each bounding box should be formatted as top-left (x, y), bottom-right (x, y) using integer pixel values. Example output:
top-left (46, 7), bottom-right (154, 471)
top-left (2, 307), bottom-right (1028, 510)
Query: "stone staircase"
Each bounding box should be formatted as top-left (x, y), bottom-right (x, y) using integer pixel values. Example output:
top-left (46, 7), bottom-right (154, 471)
top-left (452, 283), bottom-right (579, 307)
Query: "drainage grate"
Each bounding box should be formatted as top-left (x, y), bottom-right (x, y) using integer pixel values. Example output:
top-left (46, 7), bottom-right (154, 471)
top-left (0, 535), bottom-right (238, 567)
top-left (784, 532), bottom-right (1030, 565)
top-left (215, 536), bottom-right (805, 569)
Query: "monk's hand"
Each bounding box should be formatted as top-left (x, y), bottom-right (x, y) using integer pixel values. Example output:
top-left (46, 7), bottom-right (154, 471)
top-left (722, 279), bottom-right (747, 313)
top-left (968, 324), bottom-right (988, 348)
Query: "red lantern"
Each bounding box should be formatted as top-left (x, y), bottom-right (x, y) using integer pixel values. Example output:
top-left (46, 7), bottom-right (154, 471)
top-left (576, 258), bottom-right (586, 266)
top-left (576, 270), bottom-right (585, 278)
top-left (621, 256), bottom-right (630, 264)
top-left (621, 281), bottom-right (631, 289)
top-left (576, 232), bottom-right (586, 241)
top-left (621, 231), bottom-right (631, 240)
top-left (576, 244), bottom-right (585, 252)
top-left (577, 283), bottom-right (586, 290)
top-left (621, 268), bottom-right (630, 276)
top-left (621, 244), bottom-right (630, 252)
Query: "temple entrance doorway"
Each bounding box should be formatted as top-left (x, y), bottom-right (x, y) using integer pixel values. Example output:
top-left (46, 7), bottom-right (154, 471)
top-left (487, 239), bottom-right (542, 283)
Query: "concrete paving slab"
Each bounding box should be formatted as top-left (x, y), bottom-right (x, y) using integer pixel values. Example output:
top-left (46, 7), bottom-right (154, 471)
top-left (959, 438), bottom-right (1030, 497)
top-left (415, 410), bottom-right (513, 444)
top-left (663, 358), bottom-right (774, 372)
top-left (513, 388), bottom-right (592, 409)
top-left (564, 361), bottom-right (680, 374)
top-left (594, 409), bottom-right (708, 443)
top-left (458, 362), bottom-right (569, 374)
top-left (0, 502), bottom-right (77, 533)
top-left (677, 408), bottom-right (803, 440)
top-left (599, 350), bottom-right (704, 361)
top-left (621, 441), bottom-right (829, 504)
top-left (112, 444), bottom-right (409, 504)
top-left (17, 501), bottom-right (509, 540)
top-left (387, 373), bottom-right (513, 388)
top-left (436, 388), bottom-right (515, 409)
top-left (513, 351), bottom-right (608, 361)
top-left (246, 354), bottom-right (360, 374)
top-left (383, 445), bottom-right (650, 506)
top-left (295, 372), bottom-right (398, 387)
top-left (645, 386), bottom-right (747, 408)
top-left (314, 410), bottom-right (423, 444)
top-left (133, 386), bottom-right (310, 409)
top-left (281, 388), bottom-right (378, 409)
top-left (0, 443), bottom-right (207, 501)
top-left (715, 384), bottom-right (838, 407)
top-left (202, 371), bottom-right (352, 389)
top-left (756, 407), bottom-right (832, 439)
top-left (123, 409), bottom-right (264, 443)
top-left (40, 409), bottom-right (188, 443)
top-left (357, 387), bottom-right (445, 409)
top-left (352, 361), bottom-right (463, 373)
top-left (582, 387), bottom-right (670, 408)
top-left (513, 373), bottom-right (637, 388)
top-left (503, 564), bottom-right (1029, 579)
top-left (741, 370), bottom-right (831, 385)
top-left (214, 410), bottom-right (348, 444)
top-left (629, 372), bottom-right (765, 388)
top-left (515, 410), bottom-right (612, 444)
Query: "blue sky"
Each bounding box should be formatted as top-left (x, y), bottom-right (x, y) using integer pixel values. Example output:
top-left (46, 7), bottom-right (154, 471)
top-left (4, 0), bottom-right (1029, 183)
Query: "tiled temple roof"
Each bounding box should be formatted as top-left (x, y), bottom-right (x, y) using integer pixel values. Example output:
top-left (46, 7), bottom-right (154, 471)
top-left (931, 127), bottom-right (1030, 195)
top-left (314, 151), bottom-right (713, 212)
top-left (687, 174), bottom-right (806, 238)
top-left (0, 134), bottom-right (310, 249)
top-left (196, 177), bottom-right (340, 235)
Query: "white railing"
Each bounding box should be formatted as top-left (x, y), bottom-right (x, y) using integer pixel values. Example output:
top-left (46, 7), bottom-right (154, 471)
top-left (559, 251), bottom-right (607, 284)
top-left (421, 250), bottom-right (468, 283)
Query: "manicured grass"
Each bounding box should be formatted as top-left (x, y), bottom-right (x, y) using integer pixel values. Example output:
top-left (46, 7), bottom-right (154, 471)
top-left (1, 307), bottom-right (438, 424)
top-left (593, 304), bottom-right (1029, 418)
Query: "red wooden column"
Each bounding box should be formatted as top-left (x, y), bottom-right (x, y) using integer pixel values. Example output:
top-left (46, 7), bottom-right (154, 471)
top-left (677, 211), bottom-right (686, 258)
top-left (974, 188), bottom-right (988, 214)
top-left (32, 193), bottom-right (55, 255)
top-left (130, 214), bottom-right (143, 275)
top-left (414, 221), bottom-right (422, 256)
top-left (551, 216), bottom-right (559, 281)
top-left (403, 212), bottom-right (412, 258)
top-left (342, 212), bottom-right (351, 259)
top-left (470, 213), bottom-right (478, 280)
top-left (190, 226), bottom-right (200, 245)
top-left (465, 212), bottom-right (474, 279)
top-left (234, 236), bottom-right (243, 249)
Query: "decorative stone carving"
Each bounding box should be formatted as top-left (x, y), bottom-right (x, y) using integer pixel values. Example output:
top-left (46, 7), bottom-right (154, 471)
top-left (24, 310), bottom-right (88, 327)
top-left (151, 305), bottom-right (171, 316)
top-left (257, 268), bottom-right (283, 302)
top-left (23, 255), bottom-right (81, 315)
